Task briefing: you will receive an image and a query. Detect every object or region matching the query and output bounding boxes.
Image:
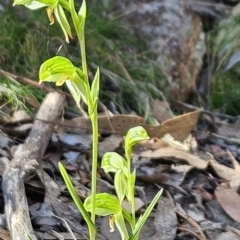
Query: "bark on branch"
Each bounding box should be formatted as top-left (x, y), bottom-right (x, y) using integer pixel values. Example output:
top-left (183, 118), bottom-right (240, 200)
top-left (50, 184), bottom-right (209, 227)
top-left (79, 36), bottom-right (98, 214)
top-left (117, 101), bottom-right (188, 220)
top-left (1, 92), bottom-right (65, 240)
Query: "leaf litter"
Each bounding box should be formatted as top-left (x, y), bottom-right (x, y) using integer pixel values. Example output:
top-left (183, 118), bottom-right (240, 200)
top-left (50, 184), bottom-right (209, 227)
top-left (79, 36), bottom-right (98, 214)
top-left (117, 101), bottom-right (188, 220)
top-left (1, 104), bottom-right (240, 239)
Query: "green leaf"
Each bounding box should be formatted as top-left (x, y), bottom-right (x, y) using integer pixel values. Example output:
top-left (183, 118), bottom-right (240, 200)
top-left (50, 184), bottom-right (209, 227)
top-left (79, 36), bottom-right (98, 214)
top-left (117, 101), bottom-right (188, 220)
top-left (78, 0), bottom-right (86, 18)
top-left (54, 4), bottom-right (72, 42)
top-left (13, 0), bottom-right (59, 9)
top-left (13, 0), bottom-right (32, 5)
top-left (70, 69), bottom-right (89, 104)
top-left (58, 0), bottom-right (70, 11)
top-left (90, 67), bottom-right (100, 105)
top-left (77, 0), bottom-right (86, 40)
top-left (69, 0), bottom-right (80, 37)
top-left (122, 207), bottom-right (134, 230)
top-left (65, 80), bottom-right (81, 107)
top-left (101, 152), bottom-right (127, 173)
top-left (114, 211), bottom-right (129, 240)
top-left (89, 100), bottom-right (98, 116)
top-left (13, 0), bottom-right (47, 9)
top-left (126, 170), bottom-right (136, 203)
top-left (129, 188), bottom-right (163, 240)
top-left (115, 170), bottom-right (128, 204)
top-left (27, 234), bottom-right (33, 240)
top-left (58, 163), bottom-right (96, 233)
top-left (38, 0), bottom-right (57, 8)
top-left (39, 56), bottom-right (89, 105)
top-left (84, 193), bottom-right (122, 216)
top-left (125, 126), bottom-right (149, 160)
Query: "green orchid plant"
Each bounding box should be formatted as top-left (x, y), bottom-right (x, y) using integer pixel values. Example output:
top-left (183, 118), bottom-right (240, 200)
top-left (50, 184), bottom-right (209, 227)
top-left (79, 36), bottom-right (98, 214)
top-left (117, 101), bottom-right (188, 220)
top-left (60, 126), bottom-right (163, 240)
top-left (85, 126), bottom-right (163, 240)
top-left (13, 0), bottom-right (163, 239)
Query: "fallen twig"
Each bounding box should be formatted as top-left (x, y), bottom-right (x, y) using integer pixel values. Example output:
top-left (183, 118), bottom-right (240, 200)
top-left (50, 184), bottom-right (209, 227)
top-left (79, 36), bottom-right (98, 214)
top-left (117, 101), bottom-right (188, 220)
top-left (0, 92), bottom-right (65, 240)
top-left (0, 69), bottom-right (70, 97)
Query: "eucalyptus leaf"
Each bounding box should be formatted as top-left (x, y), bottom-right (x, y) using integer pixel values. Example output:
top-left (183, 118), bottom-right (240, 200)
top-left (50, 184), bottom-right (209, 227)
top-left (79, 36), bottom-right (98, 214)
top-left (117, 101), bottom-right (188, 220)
top-left (84, 193), bottom-right (122, 216)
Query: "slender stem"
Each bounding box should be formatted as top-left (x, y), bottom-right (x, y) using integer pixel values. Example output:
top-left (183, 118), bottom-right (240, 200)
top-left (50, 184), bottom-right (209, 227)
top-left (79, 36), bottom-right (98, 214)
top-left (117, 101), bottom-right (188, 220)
top-left (130, 173), bottom-right (135, 228)
top-left (89, 228), bottom-right (96, 240)
top-left (76, 11), bottom-right (97, 225)
top-left (80, 36), bottom-right (91, 90)
top-left (126, 153), bottom-right (136, 229)
top-left (90, 111), bottom-right (98, 224)
top-left (127, 152), bottom-right (131, 172)
top-left (80, 52), bottom-right (97, 224)
top-left (79, 35), bottom-right (98, 233)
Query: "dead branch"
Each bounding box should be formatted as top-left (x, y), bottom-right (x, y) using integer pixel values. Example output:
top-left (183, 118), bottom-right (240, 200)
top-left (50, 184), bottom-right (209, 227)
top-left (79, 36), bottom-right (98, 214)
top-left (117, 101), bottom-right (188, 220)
top-left (0, 69), bottom-right (71, 98)
top-left (1, 92), bottom-right (65, 240)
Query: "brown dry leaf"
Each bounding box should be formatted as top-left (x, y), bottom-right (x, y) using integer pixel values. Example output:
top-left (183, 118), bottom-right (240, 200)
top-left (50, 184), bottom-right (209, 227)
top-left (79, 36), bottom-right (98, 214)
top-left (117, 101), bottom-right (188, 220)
top-left (161, 134), bottom-right (190, 151)
top-left (153, 99), bottom-right (174, 122)
top-left (158, 109), bottom-right (202, 141)
top-left (63, 109), bottom-right (202, 141)
top-left (209, 150), bottom-right (240, 188)
top-left (137, 138), bottom-right (168, 150)
top-left (23, 95), bottom-right (40, 108)
top-left (215, 187), bottom-right (240, 222)
top-left (137, 174), bottom-right (170, 185)
top-left (143, 147), bottom-right (240, 189)
top-left (209, 161), bottom-right (240, 188)
top-left (0, 228), bottom-right (11, 240)
top-left (64, 164), bottom-right (79, 172)
top-left (78, 169), bottom-right (90, 184)
top-left (140, 147), bottom-right (210, 169)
